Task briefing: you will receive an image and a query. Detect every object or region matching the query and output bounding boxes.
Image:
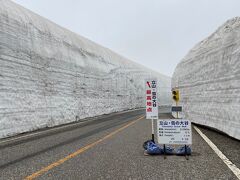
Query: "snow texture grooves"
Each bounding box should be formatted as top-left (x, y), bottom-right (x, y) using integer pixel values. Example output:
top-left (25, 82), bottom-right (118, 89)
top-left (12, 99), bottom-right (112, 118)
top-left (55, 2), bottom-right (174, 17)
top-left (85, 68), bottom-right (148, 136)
top-left (172, 17), bottom-right (240, 140)
top-left (0, 0), bottom-right (171, 138)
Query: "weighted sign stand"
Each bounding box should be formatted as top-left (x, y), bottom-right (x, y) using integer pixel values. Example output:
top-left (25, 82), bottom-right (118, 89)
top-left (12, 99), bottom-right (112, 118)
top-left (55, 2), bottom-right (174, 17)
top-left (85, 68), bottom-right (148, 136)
top-left (157, 119), bottom-right (192, 160)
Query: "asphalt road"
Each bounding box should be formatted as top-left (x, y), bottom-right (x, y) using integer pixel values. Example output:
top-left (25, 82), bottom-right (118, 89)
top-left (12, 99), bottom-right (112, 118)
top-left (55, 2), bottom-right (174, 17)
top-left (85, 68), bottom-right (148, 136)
top-left (0, 107), bottom-right (239, 180)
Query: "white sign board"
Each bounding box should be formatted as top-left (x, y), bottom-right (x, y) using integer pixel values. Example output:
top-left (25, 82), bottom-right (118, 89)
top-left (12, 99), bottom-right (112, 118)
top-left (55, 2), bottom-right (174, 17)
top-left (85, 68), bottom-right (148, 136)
top-left (157, 119), bottom-right (192, 145)
top-left (145, 79), bottom-right (158, 119)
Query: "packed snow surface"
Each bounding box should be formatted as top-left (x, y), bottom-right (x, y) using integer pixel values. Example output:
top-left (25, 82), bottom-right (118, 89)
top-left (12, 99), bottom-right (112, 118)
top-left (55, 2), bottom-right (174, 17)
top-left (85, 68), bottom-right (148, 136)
top-left (0, 0), bottom-right (171, 138)
top-left (172, 17), bottom-right (240, 140)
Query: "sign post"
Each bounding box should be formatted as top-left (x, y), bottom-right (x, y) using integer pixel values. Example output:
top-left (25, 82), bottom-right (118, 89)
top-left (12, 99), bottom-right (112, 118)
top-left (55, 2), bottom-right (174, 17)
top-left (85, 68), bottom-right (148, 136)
top-left (146, 79), bottom-right (158, 142)
top-left (157, 119), bottom-right (192, 159)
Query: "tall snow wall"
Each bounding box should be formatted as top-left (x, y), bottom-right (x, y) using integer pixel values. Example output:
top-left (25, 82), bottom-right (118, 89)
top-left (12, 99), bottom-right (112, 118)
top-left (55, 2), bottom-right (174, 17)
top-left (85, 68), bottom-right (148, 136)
top-left (172, 17), bottom-right (240, 140)
top-left (0, 0), bottom-right (171, 138)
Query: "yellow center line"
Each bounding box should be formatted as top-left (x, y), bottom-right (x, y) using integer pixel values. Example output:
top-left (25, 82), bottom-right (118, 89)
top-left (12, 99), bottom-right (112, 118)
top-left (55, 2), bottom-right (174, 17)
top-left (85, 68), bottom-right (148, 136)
top-left (24, 115), bottom-right (145, 180)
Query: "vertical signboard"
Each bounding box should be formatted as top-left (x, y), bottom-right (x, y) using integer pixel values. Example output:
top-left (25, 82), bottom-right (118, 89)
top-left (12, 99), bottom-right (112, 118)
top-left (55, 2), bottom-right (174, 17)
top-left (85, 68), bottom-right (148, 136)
top-left (146, 79), bottom-right (158, 119)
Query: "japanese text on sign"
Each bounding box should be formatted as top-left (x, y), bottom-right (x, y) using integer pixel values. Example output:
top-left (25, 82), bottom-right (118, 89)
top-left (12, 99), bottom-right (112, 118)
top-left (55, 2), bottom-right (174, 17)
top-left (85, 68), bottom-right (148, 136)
top-left (146, 79), bottom-right (158, 119)
top-left (157, 119), bottom-right (192, 145)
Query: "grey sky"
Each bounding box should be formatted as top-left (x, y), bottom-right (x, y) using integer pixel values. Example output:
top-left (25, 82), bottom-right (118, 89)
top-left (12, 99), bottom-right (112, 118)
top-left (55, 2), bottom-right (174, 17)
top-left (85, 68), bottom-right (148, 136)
top-left (12, 0), bottom-right (240, 77)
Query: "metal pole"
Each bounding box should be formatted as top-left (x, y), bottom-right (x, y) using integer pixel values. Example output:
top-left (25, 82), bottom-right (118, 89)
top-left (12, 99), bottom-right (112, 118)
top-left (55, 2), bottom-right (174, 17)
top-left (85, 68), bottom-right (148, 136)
top-left (164, 144), bottom-right (166, 159)
top-left (151, 118), bottom-right (154, 143)
top-left (176, 101), bottom-right (179, 118)
top-left (185, 145), bottom-right (189, 160)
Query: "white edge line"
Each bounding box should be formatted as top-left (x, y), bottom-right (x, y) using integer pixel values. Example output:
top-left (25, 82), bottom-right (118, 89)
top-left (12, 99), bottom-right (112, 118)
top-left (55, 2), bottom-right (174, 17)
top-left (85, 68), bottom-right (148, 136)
top-left (194, 126), bottom-right (240, 179)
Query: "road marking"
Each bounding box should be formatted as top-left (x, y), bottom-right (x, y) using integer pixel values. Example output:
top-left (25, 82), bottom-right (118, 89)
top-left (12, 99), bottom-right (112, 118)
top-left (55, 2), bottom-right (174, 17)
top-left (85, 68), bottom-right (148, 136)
top-left (194, 126), bottom-right (240, 179)
top-left (24, 115), bottom-right (144, 180)
top-left (0, 109), bottom-right (144, 145)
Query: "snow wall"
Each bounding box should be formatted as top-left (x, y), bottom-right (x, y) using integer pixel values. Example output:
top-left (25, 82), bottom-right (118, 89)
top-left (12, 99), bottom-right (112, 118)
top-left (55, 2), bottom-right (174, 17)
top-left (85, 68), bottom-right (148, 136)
top-left (172, 17), bottom-right (240, 140)
top-left (0, 0), bottom-right (171, 138)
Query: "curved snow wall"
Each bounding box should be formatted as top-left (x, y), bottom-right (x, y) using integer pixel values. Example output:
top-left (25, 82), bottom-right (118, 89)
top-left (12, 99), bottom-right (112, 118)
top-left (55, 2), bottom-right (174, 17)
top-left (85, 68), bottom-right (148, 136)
top-left (0, 0), bottom-right (171, 138)
top-left (172, 17), bottom-right (240, 140)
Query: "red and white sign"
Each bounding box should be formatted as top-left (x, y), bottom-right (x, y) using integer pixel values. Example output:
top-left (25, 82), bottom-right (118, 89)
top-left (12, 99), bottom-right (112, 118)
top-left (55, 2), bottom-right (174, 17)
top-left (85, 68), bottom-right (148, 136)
top-left (146, 79), bottom-right (158, 119)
